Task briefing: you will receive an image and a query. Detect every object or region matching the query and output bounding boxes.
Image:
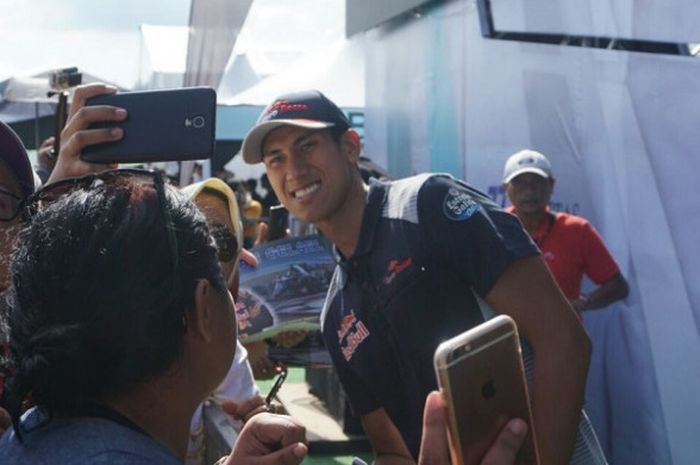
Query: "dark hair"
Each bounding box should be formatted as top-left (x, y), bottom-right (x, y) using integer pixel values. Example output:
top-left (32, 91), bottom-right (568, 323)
top-left (4, 176), bottom-right (225, 435)
top-left (328, 125), bottom-right (347, 145)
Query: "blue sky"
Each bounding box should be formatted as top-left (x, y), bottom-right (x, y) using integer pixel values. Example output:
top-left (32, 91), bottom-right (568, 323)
top-left (0, 0), bottom-right (344, 88)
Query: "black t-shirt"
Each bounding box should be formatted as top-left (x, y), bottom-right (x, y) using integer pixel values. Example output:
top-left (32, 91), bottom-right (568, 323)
top-left (320, 173), bottom-right (538, 458)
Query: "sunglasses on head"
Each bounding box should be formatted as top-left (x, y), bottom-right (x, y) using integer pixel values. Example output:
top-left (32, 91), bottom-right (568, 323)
top-left (0, 186), bottom-right (23, 221)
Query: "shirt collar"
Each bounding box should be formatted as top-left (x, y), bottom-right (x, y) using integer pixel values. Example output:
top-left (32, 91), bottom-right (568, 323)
top-left (333, 177), bottom-right (387, 265)
top-left (531, 207), bottom-right (555, 242)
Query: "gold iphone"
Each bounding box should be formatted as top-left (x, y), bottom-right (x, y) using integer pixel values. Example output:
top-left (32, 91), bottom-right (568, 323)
top-left (433, 315), bottom-right (540, 465)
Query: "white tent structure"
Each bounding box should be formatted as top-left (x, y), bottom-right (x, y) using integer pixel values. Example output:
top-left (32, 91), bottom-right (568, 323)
top-left (137, 25), bottom-right (188, 89)
top-left (356, 1), bottom-right (700, 463)
top-left (218, 38), bottom-right (365, 109)
top-left (0, 76), bottom-right (55, 124)
top-left (217, 49), bottom-right (302, 101)
top-left (217, 37), bottom-right (366, 179)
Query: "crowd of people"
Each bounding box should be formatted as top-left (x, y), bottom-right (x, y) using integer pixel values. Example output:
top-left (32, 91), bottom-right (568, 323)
top-left (0, 82), bottom-right (630, 465)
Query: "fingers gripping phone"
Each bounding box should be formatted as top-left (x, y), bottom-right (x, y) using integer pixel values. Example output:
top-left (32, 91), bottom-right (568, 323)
top-left (81, 87), bottom-right (216, 164)
top-left (434, 315), bottom-right (540, 465)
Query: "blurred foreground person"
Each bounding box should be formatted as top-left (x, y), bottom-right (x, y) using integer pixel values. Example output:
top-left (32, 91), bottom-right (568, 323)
top-left (0, 120), bottom-right (39, 436)
top-left (0, 170), bottom-right (308, 464)
top-left (503, 150), bottom-right (628, 314)
top-left (0, 121), bottom-right (37, 290)
top-left (0, 82), bottom-right (132, 436)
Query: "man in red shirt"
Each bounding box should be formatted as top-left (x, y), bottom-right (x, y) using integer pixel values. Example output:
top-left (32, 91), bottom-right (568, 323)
top-left (503, 150), bottom-right (629, 313)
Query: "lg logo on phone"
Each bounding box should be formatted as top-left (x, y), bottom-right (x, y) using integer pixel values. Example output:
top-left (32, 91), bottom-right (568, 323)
top-left (481, 379), bottom-right (496, 400)
top-left (184, 115), bottom-right (206, 129)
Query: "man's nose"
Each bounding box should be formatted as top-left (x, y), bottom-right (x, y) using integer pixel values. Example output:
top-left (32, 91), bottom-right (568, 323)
top-left (286, 152), bottom-right (309, 180)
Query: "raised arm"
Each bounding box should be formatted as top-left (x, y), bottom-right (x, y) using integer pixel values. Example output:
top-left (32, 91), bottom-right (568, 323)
top-left (362, 408), bottom-right (416, 465)
top-left (48, 83), bottom-right (126, 184)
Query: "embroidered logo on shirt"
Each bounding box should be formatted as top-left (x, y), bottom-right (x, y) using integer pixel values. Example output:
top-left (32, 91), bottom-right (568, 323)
top-left (543, 251), bottom-right (555, 261)
top-left (337, 311), bottom-right (370, 361)
top-left (443, 187), bottom-right (480, 221)
top-left (383, 257), bottom-right (413, 285)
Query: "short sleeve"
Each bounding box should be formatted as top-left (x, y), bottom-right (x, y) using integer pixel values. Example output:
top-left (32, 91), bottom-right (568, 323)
top-left (417, 175), bottom-right (539, 297)
top-left (580, 221), bottom-right (620, 284)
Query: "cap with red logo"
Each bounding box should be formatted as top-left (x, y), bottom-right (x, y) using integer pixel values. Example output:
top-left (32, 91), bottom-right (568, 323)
top-left (241, 90), bottom-right (350, 164)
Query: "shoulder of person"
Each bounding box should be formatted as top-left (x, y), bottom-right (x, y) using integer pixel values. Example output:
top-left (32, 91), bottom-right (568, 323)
top-left (555, 211), bottom-right (591, 230)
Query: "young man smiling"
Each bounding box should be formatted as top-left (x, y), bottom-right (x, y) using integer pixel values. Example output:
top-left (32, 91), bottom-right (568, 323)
top-left (241, 90), bottom-right (605, 465)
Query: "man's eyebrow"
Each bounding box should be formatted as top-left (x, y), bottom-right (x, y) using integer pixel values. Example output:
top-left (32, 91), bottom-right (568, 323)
top-left (263, 129), bottom-right (318, 159)
top-left (293, 130), bottom-right (317, 146)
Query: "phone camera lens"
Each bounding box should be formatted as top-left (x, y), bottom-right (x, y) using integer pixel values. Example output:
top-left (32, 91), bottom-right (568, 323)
top-left (192, 115), bottom-right (205, 128)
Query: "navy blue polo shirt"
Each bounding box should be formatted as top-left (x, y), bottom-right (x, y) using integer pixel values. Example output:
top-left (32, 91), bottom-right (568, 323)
top-left (320, 173), bottom-right (538, 458)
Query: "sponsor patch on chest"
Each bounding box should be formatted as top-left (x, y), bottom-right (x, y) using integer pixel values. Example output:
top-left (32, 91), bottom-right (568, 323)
top-left (337, 311), bottom-right (370, 362)
top-left (443, 187), bottom-right (480, 221)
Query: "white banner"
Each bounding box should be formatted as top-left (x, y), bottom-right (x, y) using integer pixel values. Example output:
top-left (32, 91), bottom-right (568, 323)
top-left (363, 1), bottom-right (700, 463)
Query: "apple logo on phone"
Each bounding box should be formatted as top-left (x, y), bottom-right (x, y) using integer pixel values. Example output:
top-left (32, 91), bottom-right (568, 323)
top-left (481, 379), bottom-right (496, 400)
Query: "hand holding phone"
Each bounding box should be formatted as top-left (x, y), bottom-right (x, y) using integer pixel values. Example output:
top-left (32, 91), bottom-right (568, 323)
top-left (81, 87), bottom-right (216, 164)
top-left (433, 315), bottom-right (540, 465)
top-left (47, 83), bottom-right (125, 185)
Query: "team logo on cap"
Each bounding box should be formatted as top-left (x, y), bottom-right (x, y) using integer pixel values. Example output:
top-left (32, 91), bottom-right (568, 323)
top-left (263, 99), bottom-right (310, 120)
top-left (443, 187), bottom-right (480, 221)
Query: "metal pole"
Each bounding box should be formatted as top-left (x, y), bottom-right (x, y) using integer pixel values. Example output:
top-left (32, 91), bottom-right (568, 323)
top-left (34, 101), bottom-right (40, 151)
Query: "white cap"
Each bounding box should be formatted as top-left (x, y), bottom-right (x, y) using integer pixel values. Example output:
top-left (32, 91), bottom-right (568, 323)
top-left (503, 150), bottom-right (552, 183)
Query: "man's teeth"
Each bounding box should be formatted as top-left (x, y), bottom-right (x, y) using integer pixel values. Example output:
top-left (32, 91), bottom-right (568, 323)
top-left (294, 183), bottom-right (320, 199)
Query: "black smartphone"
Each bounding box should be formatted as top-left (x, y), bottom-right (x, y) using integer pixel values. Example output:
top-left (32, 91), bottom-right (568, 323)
top-left (81, 87), bottom-right (216, 164)
top-left (434, 315), bottom-right (540, 465)
top-left (267, 204), bottom-right (289, 241)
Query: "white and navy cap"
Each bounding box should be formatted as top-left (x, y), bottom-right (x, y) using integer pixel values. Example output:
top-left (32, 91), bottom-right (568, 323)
top-left (503, 149), bottom-right (553, 183)
top-left (241, 90), bottom-right (350, 164)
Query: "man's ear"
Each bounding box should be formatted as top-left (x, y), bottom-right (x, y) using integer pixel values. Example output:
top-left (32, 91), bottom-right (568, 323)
top-left (341, 129), bottom-right (362, 164)
top-left (187, 279), bottom-right (215, 343)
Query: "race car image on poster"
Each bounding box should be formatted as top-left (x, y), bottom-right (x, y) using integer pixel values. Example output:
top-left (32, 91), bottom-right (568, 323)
top-left (236, 235), bottom-right (335, 346)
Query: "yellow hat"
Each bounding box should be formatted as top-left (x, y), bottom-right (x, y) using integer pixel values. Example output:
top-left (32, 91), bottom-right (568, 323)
top-left (182, 177), bottom-right (244, 269)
